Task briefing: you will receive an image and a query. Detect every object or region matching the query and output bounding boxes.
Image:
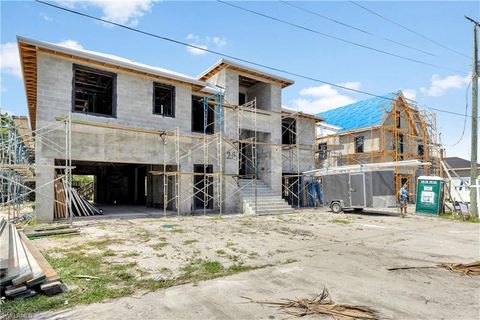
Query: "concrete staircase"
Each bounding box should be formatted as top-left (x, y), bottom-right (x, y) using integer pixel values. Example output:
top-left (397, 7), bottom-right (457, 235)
top-left (238, 179), bottom-right (294, 215)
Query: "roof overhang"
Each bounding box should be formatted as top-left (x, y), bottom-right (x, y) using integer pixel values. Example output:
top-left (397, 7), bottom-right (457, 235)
top-left (198, 59), bottom-right (294, 88)
top-left (17, 36), bottom-right (221, 130)
top-left (281, 106), bottom-right (324, 122)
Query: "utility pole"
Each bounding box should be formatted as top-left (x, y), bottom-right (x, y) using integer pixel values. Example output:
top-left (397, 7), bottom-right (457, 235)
top-left (466, 16), bottom-right (478, 216)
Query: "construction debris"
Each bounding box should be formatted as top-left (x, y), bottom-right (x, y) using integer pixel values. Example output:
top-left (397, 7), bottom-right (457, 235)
top-left (25, 228), bottom-right (80, 238)
top-left (387, 261), bottom-right (480, 276)
top-left (0, 219), bottom-right (66, 301)
top-left (243, 287), bottom-right (379, 319)
top-left (54, 179), bottom-right (102, 218)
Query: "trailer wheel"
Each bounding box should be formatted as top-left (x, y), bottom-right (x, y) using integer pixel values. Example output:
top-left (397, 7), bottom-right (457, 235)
top-left (331, 202), bottom-right (342, 214)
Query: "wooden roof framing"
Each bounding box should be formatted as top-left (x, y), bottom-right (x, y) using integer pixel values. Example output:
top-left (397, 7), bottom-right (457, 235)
top-left (18, 38), bottom-right (208, 131)
top-left (198, 59), bottom-right (294, 88)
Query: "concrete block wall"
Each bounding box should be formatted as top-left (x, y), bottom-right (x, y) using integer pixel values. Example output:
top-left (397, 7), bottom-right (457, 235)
top-left (34, 54), bottom-right (308, 220)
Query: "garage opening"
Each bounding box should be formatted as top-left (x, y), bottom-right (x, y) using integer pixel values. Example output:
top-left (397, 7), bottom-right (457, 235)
top-left (61, 160), bottom-right (178, 215)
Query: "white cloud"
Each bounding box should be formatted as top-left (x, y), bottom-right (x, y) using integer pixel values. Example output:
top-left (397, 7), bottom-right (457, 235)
top-left (40, 13), bottom-right (53, 21)
top-left (0, 42), bottom-right (22, 78)
top-left (185, 34), bottom-right (227, 56)
top-left (402, 88), bottom-right (417, 101)
top-left (212, 36), bottom-right (227, 48)
top-left (420, 74), bottom-right (470, 97)
top-left (187, 44), bottom-right (208, 56)
top-left (57, 40), bottom-right (84, 50)
top-left (292, 83), bottom-right (358, 114)
top-left (56, 0), bottom-right (157, 26)
top-left (1, 40), bottom-right (83, 81)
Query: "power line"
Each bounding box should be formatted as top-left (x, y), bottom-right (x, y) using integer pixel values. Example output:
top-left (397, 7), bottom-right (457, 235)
top-left (34, 0), bottom-right (476, 119)
top-left (349, 0), bottom-right (472, 60)
top-left (448, 73), bottom-right (475, 146)
top-left (217, 0), bottom-right (465, 73)
top-left (280, 0), bottom-right (436, 57)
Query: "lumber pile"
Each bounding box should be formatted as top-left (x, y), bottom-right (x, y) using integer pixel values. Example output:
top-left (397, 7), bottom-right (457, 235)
top-left (54, 179), bottom-right (102, 218)
top-left (0, 218), bottom-right (66, 300)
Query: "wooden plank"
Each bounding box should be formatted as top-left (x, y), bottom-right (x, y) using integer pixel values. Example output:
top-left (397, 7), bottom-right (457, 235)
top-left (22, 234), bottom-right (46, 287)
top-left (5, 285), bottom-right (27, 297)
top-left (26, 229), bottom-right (79, 238)
top-left (40, 281), bottom-right (65, 296)
top-left (0, 225), bottom-right (19, 285)
top-left (12, 227), bottom-right (33, 286)
top-left (19, 232), bottom-right (60, 282)
top-left (0, 217), bottom-right (9, 274)
top-left (33, 224), bottom-right (71, 232)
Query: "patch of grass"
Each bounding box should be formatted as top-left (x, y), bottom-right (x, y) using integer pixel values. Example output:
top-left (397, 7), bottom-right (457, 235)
top-left (47, 233), bottom-right (81, 239)
top-left (72, 238), bottom-right (123, 251)
top-left (101, 249), bottom-right (116, 257)
top-left (440, 212), bottom-right (480, 223)
top-left (171, 228), bottom-right (186, 234)
top-left (1, 250), bottom-right (137, 318)
top-left (183, 239), bottom-right (199, 245)
top-left (329, 218), bottom-right (351, 224)
top-left (150, 241), bottom-right (169, 251)
top-left (248, 252), bottom-right (259, 258)
top-left (135, 229), bottom-right (151, 241)
top-left (283, 258), bottom-right (299, 264)
top-left (216, 249), bottom-right (226, 256)
top-left (122, 251), bottom-right (141, 258)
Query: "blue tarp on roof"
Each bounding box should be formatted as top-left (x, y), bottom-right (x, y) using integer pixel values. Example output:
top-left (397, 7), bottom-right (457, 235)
top-left (317, 91), bottom-right (402, 132)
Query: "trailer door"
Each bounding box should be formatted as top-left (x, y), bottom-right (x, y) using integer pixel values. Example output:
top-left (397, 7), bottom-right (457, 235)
top-left (350, 173), bottom-right (366, 207)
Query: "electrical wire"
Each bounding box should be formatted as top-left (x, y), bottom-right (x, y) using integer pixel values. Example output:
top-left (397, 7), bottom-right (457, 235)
top-left (349, 0), bottom-right (472, 60)
top-left (217, 0), bottom-right (465, 73)
top-left (448, 73), bottom-right (475, 146)
top-left (280, 0), bottom-right (436, 57)
top-left (33, 0), bottom-right (476, 119)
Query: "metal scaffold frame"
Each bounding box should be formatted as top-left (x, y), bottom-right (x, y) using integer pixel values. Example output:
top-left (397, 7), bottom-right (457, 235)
top-left (152, 92), bottom-right (226, 216)
top-left (1, 112), bottom-right (73, 223)
top-left (316, 96), bottom-right (440, 204)
top-left (281, 111), bottom-right (317, 208)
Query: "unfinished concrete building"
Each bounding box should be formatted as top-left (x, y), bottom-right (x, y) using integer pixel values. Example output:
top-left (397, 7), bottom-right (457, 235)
top-left (16, 36), bottom-right (320, 222)
top-left (316, 91), bottom-right (440, 196)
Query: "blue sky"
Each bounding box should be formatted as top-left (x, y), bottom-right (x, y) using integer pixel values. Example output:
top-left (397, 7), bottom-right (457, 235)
top-left (1, 0), bottom-right (479, 159)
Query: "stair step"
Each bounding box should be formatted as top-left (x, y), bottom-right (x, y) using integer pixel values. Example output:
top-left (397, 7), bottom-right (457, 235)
top-left (245, 203), bottom-right (291, 209)
top-left (239, 179), bottom-right (295, 215)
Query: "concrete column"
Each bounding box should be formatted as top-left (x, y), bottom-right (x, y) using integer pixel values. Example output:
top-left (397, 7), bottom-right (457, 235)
top-left (35, 157), bottom-right (55, 222)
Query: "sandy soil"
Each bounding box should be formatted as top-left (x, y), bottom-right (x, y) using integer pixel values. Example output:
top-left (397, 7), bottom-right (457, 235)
top-left (32, 207), bottom-right (480, 319)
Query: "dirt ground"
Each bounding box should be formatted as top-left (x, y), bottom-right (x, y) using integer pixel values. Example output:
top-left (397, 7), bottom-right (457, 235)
top-left (30, 207), bottom-right (480, 319)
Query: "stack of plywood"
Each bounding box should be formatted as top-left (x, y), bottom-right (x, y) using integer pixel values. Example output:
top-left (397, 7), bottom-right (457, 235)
top-left (0, 217), bottom-right (65, 300)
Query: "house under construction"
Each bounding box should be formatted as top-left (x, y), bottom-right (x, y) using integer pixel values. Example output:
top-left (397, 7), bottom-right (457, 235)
top-left (9, 36), bottom-right (321, 222)
top-left (316, 91), bottom-right (440, 197)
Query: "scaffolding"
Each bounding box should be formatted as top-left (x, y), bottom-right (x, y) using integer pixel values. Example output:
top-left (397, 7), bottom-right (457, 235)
top-left (316, 95), bottom-right (441, 202)
top-left (281, 111), bottom-right (318, 208)
top-left (1, 112), bottom-right (73, 223)
top-left (4, 93), bottom-right (318, 220)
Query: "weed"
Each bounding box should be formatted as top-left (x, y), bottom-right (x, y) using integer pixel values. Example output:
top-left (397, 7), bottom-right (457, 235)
top-left (329, 218), bottom-right (351, 224)
top-left (183, 239), bottom-right (199, 245)
top-left (122, 251), bottom-right (141, 258)
top-left (216, 249), bottom-right (226, 256)
top-left (150, 241), bottom-right (168, 251)
top-left (440, 212), bottom-right (480, 223)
